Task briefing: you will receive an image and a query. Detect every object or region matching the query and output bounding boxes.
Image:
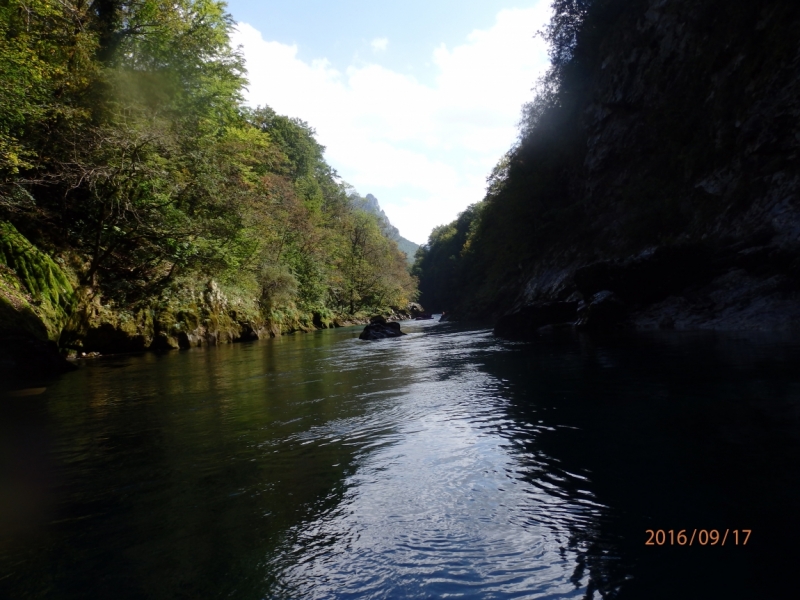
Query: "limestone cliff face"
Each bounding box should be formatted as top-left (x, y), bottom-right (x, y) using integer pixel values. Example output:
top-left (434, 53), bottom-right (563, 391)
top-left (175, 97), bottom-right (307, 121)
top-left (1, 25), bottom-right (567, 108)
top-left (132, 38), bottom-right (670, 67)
top-left (0, 221), bottom-right (301, 369)
top-left (62, 279), bottom-right (271, 355)
top-left (491, 0), bottom-right (800, 333)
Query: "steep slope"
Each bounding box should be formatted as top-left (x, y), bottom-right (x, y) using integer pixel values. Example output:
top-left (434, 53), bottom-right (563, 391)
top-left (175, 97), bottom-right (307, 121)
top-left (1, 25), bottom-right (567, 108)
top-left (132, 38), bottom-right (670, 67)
top-left (417, 0), bottom-right (800, 333)
top-left (352, 193), bottom-right (420, 265)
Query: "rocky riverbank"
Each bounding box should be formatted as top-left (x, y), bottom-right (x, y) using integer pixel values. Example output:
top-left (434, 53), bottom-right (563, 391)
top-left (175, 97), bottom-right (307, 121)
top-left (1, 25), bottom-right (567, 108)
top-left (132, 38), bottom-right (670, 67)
top-left (0, 220), bottom-right (424, 380)
top-left (495, 238), bottom-right (800, 339)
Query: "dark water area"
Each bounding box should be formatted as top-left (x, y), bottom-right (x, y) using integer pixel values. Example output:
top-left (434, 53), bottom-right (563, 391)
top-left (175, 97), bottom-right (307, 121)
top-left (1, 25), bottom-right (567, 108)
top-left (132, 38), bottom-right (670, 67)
top-left (1, 321), bottom-right (799, 599)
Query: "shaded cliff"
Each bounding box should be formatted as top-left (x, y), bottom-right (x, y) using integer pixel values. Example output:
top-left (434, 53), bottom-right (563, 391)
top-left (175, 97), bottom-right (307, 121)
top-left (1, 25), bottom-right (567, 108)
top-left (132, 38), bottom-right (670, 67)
top-left (415, 0), bottom-right (800, 334)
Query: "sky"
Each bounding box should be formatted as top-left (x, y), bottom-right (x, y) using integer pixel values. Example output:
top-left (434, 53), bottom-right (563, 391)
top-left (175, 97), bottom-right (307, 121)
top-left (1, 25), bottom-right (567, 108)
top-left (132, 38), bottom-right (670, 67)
top-left (225, 0), bottom-right (553, 244)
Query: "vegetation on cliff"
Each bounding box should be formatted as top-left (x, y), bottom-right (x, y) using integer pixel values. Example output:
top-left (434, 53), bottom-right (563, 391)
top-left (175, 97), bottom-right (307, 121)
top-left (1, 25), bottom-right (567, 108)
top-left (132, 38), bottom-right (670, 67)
top-left (0, 221), bottom-right (75, 341)
top-left (0, 0), bottom-right (417, 354)
top-left (414, 0), bottom-right (800, 327)
top-left (349, 192), bottom-right (420, 265)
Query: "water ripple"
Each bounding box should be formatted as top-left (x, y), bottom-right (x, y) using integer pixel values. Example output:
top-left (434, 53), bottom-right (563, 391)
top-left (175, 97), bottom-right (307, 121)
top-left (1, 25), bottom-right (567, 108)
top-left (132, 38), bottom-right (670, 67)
top-left (2, 324), bottom-right (796, 600)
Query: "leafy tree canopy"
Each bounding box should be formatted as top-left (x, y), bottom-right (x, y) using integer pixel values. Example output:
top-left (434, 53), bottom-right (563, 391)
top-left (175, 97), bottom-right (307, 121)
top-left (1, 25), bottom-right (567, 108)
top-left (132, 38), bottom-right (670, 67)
top-left (1, 0), bottom-right (416, 322)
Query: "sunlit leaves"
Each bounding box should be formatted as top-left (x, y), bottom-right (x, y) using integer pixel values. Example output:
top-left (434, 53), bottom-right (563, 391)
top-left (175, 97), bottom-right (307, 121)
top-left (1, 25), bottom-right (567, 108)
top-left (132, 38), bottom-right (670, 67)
top-left (1, 0), bottom-right (417, 317)
top-left (0, 0), bottom-right (96, 177)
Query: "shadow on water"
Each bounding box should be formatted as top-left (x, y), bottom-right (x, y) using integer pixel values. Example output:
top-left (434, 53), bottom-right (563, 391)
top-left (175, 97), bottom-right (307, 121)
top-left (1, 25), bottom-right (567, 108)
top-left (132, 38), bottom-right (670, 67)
top-left (477, 327), bottom-right (800, 599)
top-left (0, 327), bottom-right (406, 599)
top-left (1, 322), bottom-right (799, 599)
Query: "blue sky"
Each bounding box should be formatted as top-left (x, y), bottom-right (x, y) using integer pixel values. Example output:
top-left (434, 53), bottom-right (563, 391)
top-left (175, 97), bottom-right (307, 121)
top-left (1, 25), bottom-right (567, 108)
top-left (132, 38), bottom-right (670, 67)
top-left (225, 0), bottom-right (552, 244)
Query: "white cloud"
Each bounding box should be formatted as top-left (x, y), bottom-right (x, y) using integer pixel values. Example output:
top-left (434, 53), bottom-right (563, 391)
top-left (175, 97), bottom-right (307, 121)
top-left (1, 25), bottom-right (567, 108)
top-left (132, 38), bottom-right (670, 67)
top-left (231, 3), bottom-right (551, 244)
top-left (370, 37), bottom-right (389, 52)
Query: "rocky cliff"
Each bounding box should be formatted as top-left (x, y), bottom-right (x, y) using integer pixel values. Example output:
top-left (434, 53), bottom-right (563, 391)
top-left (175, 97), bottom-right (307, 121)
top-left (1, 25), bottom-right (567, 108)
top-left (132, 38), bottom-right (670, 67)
top-left (456, 0), bottom-right (800, 335)
top-left (355, 193), bottom-right (419, 264)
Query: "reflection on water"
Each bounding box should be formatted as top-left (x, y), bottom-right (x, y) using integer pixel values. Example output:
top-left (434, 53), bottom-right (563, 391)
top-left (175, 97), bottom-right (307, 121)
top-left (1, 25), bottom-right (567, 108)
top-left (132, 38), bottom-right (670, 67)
top-left (1, 322), bottom-right (799, 599)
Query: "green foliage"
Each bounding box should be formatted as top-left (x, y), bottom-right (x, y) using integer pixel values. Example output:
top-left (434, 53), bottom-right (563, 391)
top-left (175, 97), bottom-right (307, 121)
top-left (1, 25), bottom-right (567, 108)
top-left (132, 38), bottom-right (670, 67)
top-left (345, 191), bottom-right (419, 264)
top-left (257, 265), bottom-right (298, 312)
top-left (0, 0), bottom-right (97, 177)
top-left (247, 108), bottom-right (325, 180)
top-left (331, 209), bottom-right (417, 314)
top-left (0, 220), bottom-right (75, 339)
top-left (412, 204), bottom-right (481, 313)
top-left (0, 0), bottom-right (418, 346)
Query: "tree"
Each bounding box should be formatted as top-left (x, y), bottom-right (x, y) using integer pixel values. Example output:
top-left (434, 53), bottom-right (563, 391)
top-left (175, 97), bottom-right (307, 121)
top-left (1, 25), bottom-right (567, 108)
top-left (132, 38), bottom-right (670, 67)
top-left (412, 204), bottom-right (482, 313)
top-left (335, 210), bottom-right (416, 314)
top-left (5, 0), bottom-right (253, 300)
top-left (0, 0), bottom-right (96, 181)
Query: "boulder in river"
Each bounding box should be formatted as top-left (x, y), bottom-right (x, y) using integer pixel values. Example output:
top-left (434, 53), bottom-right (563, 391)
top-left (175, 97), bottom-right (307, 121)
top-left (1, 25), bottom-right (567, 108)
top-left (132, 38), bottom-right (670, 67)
top-left (359, 321), bottom-right (406, 340)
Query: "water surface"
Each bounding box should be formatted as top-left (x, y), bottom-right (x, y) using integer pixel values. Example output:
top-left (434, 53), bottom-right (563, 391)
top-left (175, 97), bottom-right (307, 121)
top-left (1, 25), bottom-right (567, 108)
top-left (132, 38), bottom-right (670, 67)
top-left (1, 321), bottom-right (799, 598)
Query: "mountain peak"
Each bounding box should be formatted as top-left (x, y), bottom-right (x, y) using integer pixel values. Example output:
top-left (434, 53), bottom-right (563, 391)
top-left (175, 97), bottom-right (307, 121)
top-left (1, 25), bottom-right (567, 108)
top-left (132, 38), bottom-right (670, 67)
top-left (350, 192), bottom-right (419, 265)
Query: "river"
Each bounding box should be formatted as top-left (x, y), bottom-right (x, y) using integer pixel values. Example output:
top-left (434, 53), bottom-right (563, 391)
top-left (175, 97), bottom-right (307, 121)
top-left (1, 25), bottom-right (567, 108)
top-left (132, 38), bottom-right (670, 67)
top-left (1, 320), bottom-right (799, 599)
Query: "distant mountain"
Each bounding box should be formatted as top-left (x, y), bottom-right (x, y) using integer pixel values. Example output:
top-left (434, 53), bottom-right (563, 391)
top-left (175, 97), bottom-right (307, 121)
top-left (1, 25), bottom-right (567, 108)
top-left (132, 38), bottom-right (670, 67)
top-left (351, 193), bottom-right (419, 265)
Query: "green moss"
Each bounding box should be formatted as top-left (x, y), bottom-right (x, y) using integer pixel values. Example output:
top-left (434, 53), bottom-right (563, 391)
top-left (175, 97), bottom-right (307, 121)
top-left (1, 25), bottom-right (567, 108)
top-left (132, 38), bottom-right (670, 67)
top-left (0, 221), bottom-right (76, 341)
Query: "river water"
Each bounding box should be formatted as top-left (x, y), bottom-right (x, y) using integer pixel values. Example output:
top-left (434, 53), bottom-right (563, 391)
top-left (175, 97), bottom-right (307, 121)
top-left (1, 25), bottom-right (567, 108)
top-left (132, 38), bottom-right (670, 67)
top-left (1, 320), bottom-right (799, 599)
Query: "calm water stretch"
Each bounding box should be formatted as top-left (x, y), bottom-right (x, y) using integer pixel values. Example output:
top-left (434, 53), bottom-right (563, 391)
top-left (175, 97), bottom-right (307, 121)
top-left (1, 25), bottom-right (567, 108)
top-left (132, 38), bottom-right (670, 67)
top-left (1, 320), bottom-right (799, 599)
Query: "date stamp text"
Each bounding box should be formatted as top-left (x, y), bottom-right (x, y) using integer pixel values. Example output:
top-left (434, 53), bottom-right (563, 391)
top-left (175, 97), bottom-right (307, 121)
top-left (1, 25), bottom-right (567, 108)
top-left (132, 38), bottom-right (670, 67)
top-left (645, 529), bottom-right (751, 546)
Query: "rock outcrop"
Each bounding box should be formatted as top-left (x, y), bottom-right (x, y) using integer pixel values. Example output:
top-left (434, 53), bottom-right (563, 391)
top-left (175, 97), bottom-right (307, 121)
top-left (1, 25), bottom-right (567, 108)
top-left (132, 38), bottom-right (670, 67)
top-left (494, 301), bottom-right (580, 339)
top-left (1, 222), bottom-right (292, 370)
top-left (60, 279), bottom-right (271, 354)
top-left (0, 221), bottom-right (77, 379)
top-left (0, 332), bottom-right (76, 382)
top-left (493, 237), bottom-right (800, 338)
top-left (359, 317), bottom-right (406, 340)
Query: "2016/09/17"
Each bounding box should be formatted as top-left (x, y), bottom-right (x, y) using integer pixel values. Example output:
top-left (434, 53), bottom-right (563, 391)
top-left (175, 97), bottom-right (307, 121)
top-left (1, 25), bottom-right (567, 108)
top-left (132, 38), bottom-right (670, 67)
top-left (645, 529), bottom-right (751, 546)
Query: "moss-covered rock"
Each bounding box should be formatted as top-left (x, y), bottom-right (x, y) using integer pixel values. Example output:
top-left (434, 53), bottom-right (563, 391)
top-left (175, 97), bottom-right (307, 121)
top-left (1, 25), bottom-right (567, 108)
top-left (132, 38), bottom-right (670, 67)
top-left (0, 221), bottom-right (76, 341)
top-left (0, 222), bottom-right (78, 379)
top-left (62, 278), bottom-right (273, 353)
top-left (73, 301), bottom-right (155, 353)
